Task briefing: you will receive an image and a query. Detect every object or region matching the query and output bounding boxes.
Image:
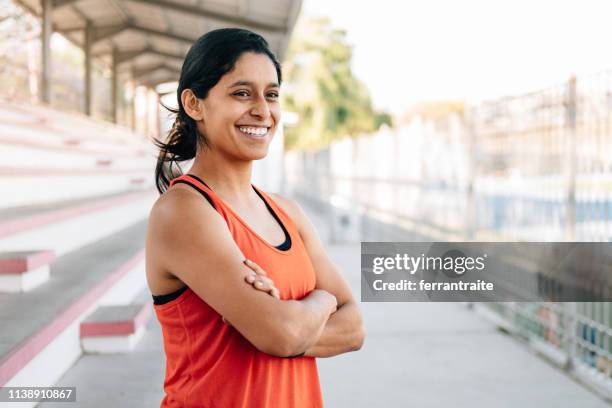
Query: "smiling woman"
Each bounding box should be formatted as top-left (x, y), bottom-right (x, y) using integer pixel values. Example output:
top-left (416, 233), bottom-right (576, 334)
top-left (146, 28), bottom-right (365, 408)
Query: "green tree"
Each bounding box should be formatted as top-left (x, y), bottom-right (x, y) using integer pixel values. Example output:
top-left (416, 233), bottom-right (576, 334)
top-left (282, 16), bottom-right (392, 150)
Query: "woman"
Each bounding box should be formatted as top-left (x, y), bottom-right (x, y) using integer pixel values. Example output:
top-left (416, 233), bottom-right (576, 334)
top-left (146, 28), bottom-right (365, 408)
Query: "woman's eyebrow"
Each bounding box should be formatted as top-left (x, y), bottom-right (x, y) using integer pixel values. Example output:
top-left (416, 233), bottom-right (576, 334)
top-left (228, 80), bottom-right (280, 88)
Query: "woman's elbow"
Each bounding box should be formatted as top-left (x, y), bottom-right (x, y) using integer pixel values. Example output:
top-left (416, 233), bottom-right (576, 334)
top-left (350, 325), bottom-right (366, 351)
top-left (348, 306), bottom-right (366, 352)
top-left (254, 321), bottom-right (302, 357)
top-left (257, 339), bottom-right (299, 358)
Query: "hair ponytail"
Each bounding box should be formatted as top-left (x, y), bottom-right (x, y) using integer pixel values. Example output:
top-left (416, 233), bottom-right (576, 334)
top-left (152, 28), bottom-right (282, 194)
top-left (153, 108), bottom-right (206, 194)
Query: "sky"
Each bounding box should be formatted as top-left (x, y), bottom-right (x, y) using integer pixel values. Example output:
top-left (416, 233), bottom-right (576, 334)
top-left (301, 0), bottom-right (612, 115)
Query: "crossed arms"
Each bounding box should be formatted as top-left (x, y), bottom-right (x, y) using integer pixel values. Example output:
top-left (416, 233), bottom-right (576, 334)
top-left (147, 188), bottom-right (365, 358)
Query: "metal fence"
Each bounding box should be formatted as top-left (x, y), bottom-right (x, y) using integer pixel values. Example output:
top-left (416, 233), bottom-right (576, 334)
top-left (284, 71), bottom-right (612, 398)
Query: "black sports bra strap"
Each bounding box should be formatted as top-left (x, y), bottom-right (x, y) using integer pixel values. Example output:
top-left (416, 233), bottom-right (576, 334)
top-left (152, 285), bottom-right (189, 305)
top-left (252, 187), bottom-right (292, 250)
top-left (186, 173), bottom-right (211, 189)
top-left (173, 179), bottom-right (216, 210)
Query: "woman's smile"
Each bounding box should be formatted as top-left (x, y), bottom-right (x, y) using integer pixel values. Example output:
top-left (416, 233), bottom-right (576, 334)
top-left (235, 125), bottom-right (272, 140)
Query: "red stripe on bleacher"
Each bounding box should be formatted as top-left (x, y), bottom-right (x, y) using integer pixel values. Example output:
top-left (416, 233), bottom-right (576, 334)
top-left (0, 251), bottom-right (55, 274)
top-left (0, 189), bottom-right (155, 239)
top-left (80, 304), bottom-right (151, 337)
top-left (81, 321), bottom-right (137, 337)
top-left (0, 249), bottom-right (146, 386)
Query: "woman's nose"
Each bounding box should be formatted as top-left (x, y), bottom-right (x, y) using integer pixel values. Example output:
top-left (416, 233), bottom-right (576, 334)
top-left (250, 96), bottom-right (271, 119)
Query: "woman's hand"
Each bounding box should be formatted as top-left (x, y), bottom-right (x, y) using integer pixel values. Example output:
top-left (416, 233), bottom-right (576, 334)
top-left (222, 259), bottom-right (280, 326)
top-left (243, 259), bottom-right (280, 299)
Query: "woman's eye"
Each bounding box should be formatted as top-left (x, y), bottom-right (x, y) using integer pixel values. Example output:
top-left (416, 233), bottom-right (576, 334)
top-left (233, 91), bottom-right (279, 99)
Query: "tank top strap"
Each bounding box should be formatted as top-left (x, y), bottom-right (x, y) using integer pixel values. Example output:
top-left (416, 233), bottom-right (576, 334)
top-left (250, 185), bottom-right (299, 237)
top-left (169, 174), bottom-right (226, 215)
top-left (172, 173), bottom-right (212, 191)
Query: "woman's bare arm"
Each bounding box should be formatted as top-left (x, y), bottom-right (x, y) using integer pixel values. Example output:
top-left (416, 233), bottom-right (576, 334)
top-left (146, 188), bottom-right (337, 357)
top-left (270, 194), bottom-right (366, 357)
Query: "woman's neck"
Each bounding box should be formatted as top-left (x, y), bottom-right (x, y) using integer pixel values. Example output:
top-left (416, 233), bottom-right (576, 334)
top-left (188, 154), bottom-right (255, 202)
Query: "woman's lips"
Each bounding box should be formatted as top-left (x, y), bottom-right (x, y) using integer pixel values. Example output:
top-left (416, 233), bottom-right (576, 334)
top-left (236, 125), bottom-right (270, 138)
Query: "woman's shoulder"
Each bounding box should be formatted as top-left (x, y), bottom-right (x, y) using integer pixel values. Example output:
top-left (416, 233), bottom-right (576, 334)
top-left (149, 185), bottom-right (218, 232)
top-left (151, 185), bottom-right (190, 214)
top-left (267, 192), bottom-right (296, 214)
top-left (267, 192), bottom-right (309, 232)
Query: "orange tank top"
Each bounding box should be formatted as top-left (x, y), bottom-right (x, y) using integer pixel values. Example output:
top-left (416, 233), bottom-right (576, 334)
top-left (153, 174), bottom-right (323, 408)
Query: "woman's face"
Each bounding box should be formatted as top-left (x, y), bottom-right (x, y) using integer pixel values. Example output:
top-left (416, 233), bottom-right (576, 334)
top-left (186, 52), bottom-right (281, 161)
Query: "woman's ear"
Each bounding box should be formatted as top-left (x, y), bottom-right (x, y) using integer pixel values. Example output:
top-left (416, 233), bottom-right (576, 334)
top-left (181, 89), bottom-right (204, 122)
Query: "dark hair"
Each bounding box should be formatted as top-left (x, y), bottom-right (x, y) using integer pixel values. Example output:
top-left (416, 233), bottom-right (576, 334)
top-left (153, 28), bottom-right (283, 194)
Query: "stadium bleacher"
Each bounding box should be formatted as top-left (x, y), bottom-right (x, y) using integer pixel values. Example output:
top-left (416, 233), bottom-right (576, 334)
top-left (0, 97), bottom-right (158, 407)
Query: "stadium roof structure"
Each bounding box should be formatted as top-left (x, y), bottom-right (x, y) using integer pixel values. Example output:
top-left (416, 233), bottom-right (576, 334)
top-left (13, 0), bottom-right (302, 120)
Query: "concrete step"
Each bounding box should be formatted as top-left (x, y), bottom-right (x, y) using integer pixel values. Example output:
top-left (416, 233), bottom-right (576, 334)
top-left (0, 250), bottom-right (56, 293)
top-left (80, 303), bottom-right (152, 354)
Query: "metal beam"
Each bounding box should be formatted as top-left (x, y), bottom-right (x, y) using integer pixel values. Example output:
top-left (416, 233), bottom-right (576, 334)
top-left (84, 20), bottom-right (93, 116)
top-left (130, 66), bottom-right (136, 131)
top-left (57, 22), bottom-right (196, 46)
top-left (107, 0), bottom-right (130, 22)
top-left (68, 2), bottom-right (87, 21)
top-left (40, 0), bottom-right (52, 104)
top-left (115, 49), bottom-right (142, 64)
top-left (132, 63), bottom-right (180, 79)
top-left (93, 24), bottom-right (129, 42)
top-left (113, 47), bottom-right (184, 65)
top-left (139, 75), bottom-right (179, 89)
top-left (111, 46), bottom-right (119, 123)
top-left (127, 24), bottom-right (197, 44)
top-left (56, 25), bottom-right (85, 33)
top-left (133, 63), bottom-right (166, 79)
top-left (94, 46), bottom-right (185, 63)
top-left (59, 23), bottom-right (130, 43)
top-left (126, 0), bottom-right (286, 33)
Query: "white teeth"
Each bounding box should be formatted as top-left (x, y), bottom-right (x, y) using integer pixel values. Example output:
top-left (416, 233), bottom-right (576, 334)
top-left (238, 126), bottom-right (268, 136)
